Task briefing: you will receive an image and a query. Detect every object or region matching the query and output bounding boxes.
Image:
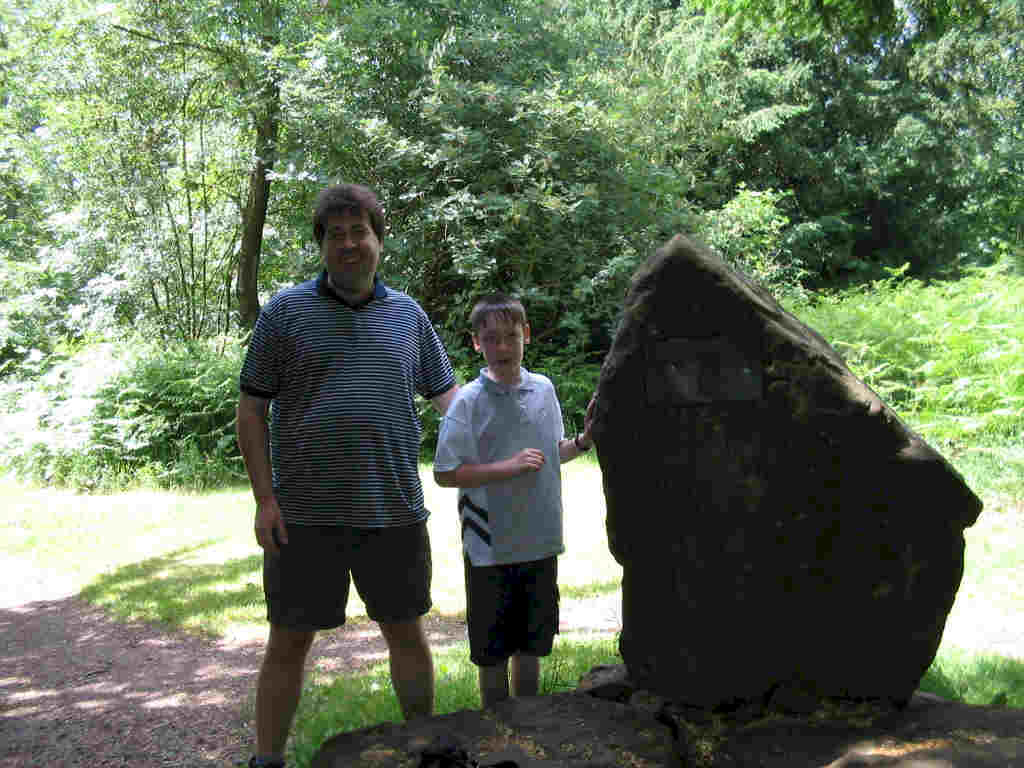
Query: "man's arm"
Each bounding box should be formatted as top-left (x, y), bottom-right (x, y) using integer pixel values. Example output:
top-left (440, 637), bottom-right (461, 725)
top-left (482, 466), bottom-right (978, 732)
top-left (237, 392), bottom-right (287, 555)
top-left (434, 449), bottom-right (544, 489)
top-left (430, 384), bottom-right (459, 416)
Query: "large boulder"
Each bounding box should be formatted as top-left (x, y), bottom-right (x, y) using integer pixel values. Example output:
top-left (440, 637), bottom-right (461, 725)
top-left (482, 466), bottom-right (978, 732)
top-left (592, 235), bottom-right (983, 709)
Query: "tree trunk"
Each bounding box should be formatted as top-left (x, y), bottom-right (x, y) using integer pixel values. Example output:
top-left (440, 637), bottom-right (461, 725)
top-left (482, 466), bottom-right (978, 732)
top-left (236, 2), bottom-right (281, 331)
top-left (237, 142), bottom-right (273, 330)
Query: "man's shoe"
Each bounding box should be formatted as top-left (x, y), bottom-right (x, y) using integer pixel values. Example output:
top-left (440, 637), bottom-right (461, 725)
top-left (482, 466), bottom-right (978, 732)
top-left (418, 736), bottom-right (479, 767)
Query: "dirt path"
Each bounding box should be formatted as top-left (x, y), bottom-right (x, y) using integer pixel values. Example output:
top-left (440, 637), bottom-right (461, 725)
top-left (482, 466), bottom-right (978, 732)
top-left (0, 557), bottom-right (621, 767)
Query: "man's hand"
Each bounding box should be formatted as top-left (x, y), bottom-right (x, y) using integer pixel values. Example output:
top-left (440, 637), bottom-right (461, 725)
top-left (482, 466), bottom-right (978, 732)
top-left (254, 495), bottom-right (288, 556)
top-left (510, 448), bottom-right (545, 474)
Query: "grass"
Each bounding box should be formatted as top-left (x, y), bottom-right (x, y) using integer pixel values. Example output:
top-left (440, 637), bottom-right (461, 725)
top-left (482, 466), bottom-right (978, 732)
top-left (0, 458), bottom-right (620, 641)
top-left (4, 469), bottom-right (1022, 767)
top-left (2, 258), bottom-right (1023, 764)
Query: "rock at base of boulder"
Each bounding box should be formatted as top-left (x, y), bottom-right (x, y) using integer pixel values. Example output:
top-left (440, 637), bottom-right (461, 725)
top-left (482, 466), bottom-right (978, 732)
top-left (310, 692), bottom-right (672, 767)
top-left (575, 664), bottom-right (635, 703)
top-left (309, 684), bottom-right (1022, 768)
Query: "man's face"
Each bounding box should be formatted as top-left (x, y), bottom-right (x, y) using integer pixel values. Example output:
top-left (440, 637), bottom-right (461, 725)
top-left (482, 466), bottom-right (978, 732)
top-left (473, 314), bottom-right (530, 385)
top-left (320, 209), bottom-right (381, 300)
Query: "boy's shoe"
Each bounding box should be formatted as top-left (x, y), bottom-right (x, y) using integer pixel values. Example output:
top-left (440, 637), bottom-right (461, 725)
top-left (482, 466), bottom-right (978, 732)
top-left (241, 758), bottom-right (285, 768)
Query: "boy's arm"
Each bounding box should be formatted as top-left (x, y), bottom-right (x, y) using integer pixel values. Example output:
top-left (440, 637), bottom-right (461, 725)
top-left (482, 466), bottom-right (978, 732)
top-left (558, 395), bottom-right (597, 464)
top-left (434, 449), bottom-right (545, 488)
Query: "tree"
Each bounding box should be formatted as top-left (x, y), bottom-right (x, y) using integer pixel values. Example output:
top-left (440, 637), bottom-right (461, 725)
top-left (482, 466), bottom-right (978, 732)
top-left (4, 0), bottom-right (344, 339)
top-left (693, 0), bottom-right (991, 51)
top-left (1, 0), bottom-right (81, 373)
top-left (336, 5), bottom-right (689, 364)
top-left (567, 0), bottom-right (1020, 280)
top-left (111, 0), bottom-right (308, 330)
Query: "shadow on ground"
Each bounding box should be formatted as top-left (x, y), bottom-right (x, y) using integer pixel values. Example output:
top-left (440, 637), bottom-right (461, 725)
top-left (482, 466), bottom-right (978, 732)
top-left (78, 542), bottom-right (265, 635)
top-left (0, 590), bottom-right (467, 767)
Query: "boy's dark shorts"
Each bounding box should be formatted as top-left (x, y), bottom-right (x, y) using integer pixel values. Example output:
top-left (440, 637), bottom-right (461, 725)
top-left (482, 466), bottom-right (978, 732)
top-left (464, 555), bottom-right (559, 667)
top-left (263, 521), bottom-right (431, 630)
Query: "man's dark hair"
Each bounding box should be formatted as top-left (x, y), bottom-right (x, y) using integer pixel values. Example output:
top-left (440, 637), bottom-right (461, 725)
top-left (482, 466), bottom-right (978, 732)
top-left (312, 184), bottom-right (385, 245)
top-left (469, 293), bottom-right (528, 332)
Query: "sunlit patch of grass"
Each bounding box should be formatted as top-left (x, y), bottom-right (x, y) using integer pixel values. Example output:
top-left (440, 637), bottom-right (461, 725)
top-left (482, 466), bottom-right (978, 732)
top-left (423, 460), bottom-right (622, 613)
top-left (560, 580), bottom-right (621, 600)
top-left (2, 466), bottom-right (622, 636)
top-left (942, 496), bottom-right (1024, 659)
top-left (921, 648), bottom-right (1024, 708)
top-left (78, 547), bottom-right (266, 636)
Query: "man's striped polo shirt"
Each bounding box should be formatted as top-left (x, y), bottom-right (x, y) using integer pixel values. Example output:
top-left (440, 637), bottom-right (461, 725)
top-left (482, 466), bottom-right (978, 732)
top-left (239, 271), bottom-right (456, 527)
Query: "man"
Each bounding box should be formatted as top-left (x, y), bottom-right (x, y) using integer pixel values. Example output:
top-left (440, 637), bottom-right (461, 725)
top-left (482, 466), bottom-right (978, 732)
top-left (236, 183), bottom-right (458, 768)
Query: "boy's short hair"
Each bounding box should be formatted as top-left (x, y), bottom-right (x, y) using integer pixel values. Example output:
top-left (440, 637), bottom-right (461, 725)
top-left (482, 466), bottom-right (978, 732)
top-left (312, 183), bottom-right (385, 245)
top-left (469, 293), bottom-right (528, 332)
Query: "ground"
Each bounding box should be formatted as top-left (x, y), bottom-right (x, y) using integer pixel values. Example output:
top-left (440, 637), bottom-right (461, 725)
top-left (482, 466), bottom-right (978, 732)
top-left (0, 554), bottom-right (621, 767)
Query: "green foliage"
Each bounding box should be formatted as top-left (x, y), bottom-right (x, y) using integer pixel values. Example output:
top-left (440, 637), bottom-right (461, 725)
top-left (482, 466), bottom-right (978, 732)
top-left (701, 185), bottom-right (808, 296)
top-left (790, 261), bottom-right (1024, 496)
top-left (339, 9), bottom-right (689, 402)
top-left (0, 260), bottom-right (78, 378)
top-left (921, 650), bottom-right (1024, 709)
top-left (0, 336), bottom-right (245, 490)
top-left (578, 1), bottom-right (1022, 283)
top-left (3, 0), bottom-right (1023, 486)
top-left (693, 0), bottom-right (990, 50)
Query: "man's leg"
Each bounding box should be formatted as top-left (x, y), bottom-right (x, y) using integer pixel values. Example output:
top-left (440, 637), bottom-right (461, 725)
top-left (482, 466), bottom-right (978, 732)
top-left (378, 617), bottom-right (434, 720)
top-left (509, 653), bottom-right (540, 698)
top-left (255, 625), bottom-right (316, 760)
top-left (478, 659), bottom-right (510, 707)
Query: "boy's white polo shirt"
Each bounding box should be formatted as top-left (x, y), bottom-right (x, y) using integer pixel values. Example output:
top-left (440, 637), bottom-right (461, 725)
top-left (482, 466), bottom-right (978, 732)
top-left (435, 367), bottom-right (566, 566)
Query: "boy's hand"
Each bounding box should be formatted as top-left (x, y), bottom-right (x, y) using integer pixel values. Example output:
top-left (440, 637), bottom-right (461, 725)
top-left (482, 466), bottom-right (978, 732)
top-left (580, 395), bottom-right (597, 447)
top-left (510, 448), bottom-right (545, 474)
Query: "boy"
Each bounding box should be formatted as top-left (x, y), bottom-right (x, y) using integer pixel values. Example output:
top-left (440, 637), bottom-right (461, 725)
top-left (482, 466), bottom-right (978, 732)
top-left (433, 293), bottom-right (595, 706)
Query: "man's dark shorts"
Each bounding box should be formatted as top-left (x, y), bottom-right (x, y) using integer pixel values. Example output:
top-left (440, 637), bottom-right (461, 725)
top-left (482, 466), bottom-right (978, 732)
top-left (263, 521), bottom-right (431, 630)
top-left (464, 555), bottom-right (559, 667)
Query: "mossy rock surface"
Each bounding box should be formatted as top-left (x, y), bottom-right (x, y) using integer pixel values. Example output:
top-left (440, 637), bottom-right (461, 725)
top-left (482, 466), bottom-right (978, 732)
top-left (310, 689), bottom-right (1023, 767)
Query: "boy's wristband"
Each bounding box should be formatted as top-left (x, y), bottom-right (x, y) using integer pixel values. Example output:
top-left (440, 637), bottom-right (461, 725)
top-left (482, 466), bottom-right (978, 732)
top-left (574, 433), bottom-right (591, 452)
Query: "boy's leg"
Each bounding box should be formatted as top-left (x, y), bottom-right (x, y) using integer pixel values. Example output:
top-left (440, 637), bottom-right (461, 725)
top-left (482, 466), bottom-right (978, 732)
top-left (256, 625), bottom-right (316, 759)
top-left (510, 556), bottom-right (557, 700)
top-left (464, 556), bottom-right (515, 708)
top-left (509, 653), bottom-right (540, 698)
top-left (479, 659), bottom-right (511, 707)
top-left (379, 618), bottom-right (434, 719)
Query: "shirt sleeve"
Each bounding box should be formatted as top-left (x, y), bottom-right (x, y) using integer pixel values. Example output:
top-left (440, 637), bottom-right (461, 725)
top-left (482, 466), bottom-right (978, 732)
top-left (434, 393), bottom-right (477, 473)
top-left (552, 382), bottom-right (566, 442)
top-left (239, 303), bottom-right (283, 399)
top-left (414, 304), bottom-right (456, 399)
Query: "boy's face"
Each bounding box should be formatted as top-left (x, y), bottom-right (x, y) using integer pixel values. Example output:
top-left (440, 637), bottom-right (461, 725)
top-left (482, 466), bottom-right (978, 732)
top-left (473, 314), bottom-right (530, 384)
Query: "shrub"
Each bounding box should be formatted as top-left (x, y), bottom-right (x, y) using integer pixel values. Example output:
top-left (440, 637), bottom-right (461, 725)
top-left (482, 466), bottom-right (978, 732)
top-left (700, 185), bottom-right (809, 299)
top-left (0, 336), bottom-right (246, 491)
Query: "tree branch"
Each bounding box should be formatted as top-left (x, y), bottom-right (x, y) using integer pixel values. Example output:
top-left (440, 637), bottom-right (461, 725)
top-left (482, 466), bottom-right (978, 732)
top-left (111, 24), bottom-right (235, 63)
